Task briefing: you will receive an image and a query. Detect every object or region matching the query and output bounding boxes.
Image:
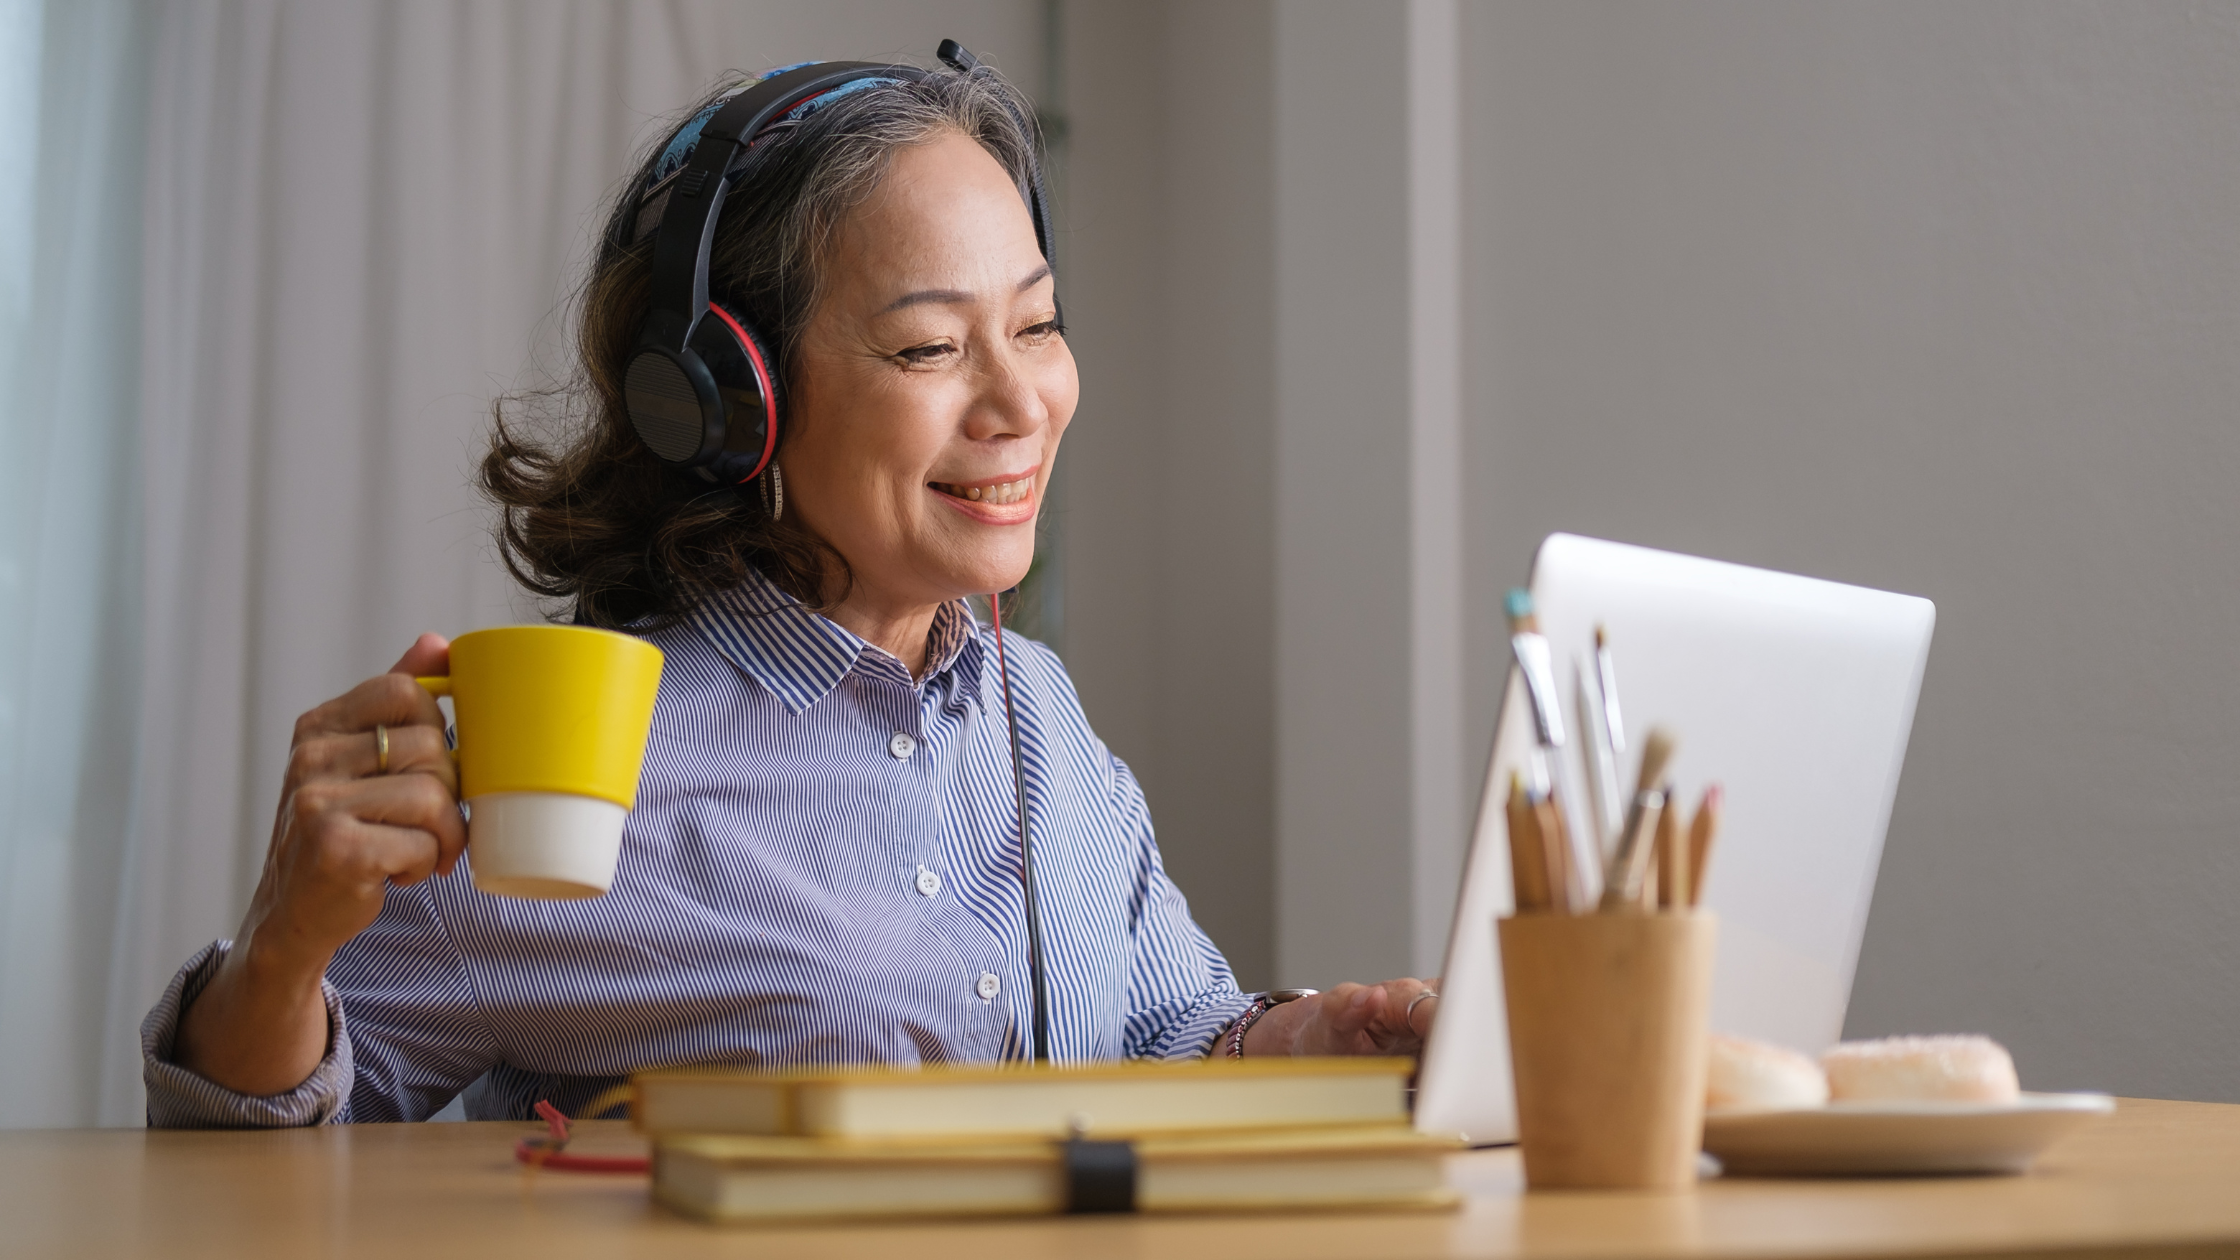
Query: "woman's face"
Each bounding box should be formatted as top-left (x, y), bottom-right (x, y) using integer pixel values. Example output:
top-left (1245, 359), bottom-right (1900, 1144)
top-left (783, 129), bottom-right (1076, 615)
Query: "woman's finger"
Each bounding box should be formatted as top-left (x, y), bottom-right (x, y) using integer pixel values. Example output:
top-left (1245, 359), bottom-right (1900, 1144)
top-left (1388, 979), bottom-right (1439, 1035)
top-left (287, 723), bottom-right (453, 787)
top-left (1308, 984), bottom-right (1374, 1051)
top-left (323, 816), bottom-right (450, 890)
top-left (291, 772), bottom-right (467, 881)
top-left (1358, 979), bottom-right (1434, 1051)
top-left (1405, 991), bottom-right (1440, 1037)
top-left (388, 632), bottom-right (451, 678)
top-left (360, 769), bottom-right (470, 877)
top-left (294, 671), bottom-right (449, 743)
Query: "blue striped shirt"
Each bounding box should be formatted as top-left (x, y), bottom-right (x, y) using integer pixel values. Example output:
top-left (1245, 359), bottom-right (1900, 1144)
top-left (140, 570), bottom-right (1253, 1126)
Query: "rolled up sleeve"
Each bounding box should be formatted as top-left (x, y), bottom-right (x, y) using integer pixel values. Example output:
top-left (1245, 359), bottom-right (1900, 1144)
top-left (140, 940), bottom-right (353, 1129)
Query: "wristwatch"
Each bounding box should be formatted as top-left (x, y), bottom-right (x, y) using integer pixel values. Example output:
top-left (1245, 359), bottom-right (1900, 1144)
top-left (1223, 988), bottom-right (1319, 1058)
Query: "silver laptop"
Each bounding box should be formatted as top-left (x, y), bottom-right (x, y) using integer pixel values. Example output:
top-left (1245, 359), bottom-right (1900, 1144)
top-left (1413, 534), bottom-right (1936, 1144)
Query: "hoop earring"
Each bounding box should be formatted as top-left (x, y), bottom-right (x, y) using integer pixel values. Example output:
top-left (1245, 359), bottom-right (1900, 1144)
top-left (763, 463), bottom-right (785, 522)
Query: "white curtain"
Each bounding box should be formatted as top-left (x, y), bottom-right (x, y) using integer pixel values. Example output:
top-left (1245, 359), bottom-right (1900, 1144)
top-left (0, 0), bottom-right (1042, 1128)
top-left (0, 0), bottom-right (152, 1129)
top-left (0, 0), bottom-right (1039, 1129)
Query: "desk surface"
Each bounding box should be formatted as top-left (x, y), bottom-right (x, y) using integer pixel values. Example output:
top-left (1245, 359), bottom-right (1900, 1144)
top-left (4, 1097), bottom-right (2238, 1260)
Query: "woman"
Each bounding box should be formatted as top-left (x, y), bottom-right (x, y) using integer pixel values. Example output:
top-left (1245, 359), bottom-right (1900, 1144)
top-left (144, 57), bottom-right (1437, 1126)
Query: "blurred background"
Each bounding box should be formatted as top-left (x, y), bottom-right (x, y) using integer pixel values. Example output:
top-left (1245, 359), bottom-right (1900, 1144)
top-left (3, 0), bottom-right (2236, 1128)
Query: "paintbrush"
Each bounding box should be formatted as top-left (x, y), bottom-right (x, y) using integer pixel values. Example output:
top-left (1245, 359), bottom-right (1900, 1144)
top-left (1595, 624), bottom-right (1626, 756)
top-left (1598, 726), bottom-right (1676, 912)
top-left (1574, 659), bottom-right (1622, 857)
top-left (1506, 589), bottom-right (1567, 755)
top-left (1686, 784), bottom-right (1723, 908)
top-left (1505, 587), bottom-right (1594, 901)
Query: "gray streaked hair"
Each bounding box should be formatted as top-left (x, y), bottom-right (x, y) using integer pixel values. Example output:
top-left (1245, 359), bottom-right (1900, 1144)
top-left (483, 62), bottom-right (1049, 631)
top-left (614, 65), bottom-right (1042, 380)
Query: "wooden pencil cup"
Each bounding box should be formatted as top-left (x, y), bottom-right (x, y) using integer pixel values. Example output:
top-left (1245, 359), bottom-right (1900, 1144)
top-left (1498, 911), bottom-right (1717, 1190)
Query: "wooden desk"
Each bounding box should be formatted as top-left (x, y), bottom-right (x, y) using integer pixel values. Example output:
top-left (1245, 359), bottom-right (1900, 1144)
top-left (4, 1098), bottom-right (2237, 1260)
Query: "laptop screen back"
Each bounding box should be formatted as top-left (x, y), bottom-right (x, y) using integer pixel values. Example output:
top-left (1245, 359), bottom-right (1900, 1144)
top-left (1414, 534), bottom-right (1935, 1144)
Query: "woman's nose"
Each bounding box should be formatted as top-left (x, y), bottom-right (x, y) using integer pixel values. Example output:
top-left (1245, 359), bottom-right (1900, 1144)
top-left (963, 344), bottom-right (1050, 440)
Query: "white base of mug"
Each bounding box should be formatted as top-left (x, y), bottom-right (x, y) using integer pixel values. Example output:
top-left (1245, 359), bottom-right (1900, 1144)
top-left (466, 791), bottom-right (626, 900)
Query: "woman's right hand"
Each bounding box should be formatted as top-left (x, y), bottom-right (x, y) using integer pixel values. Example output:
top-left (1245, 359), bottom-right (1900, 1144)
top-left (175, 634), bottom-right (465, 1096)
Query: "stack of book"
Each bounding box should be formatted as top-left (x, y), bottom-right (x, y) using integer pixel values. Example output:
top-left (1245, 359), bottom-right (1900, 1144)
top-left (632, 1057), bottom-right (1459, 1224)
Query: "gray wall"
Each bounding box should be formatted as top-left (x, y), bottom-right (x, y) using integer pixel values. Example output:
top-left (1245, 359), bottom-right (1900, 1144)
top-left (1060, 1), bottom-right (1279, 989)
top-left (1459, 1), bottom-right (2240, 1100)
top-left (1273, 3), bottom-right (1421, 989)
top-left (1060, 1), bottom-right (1456, 994)
top-left (1059, 0), bottom-right (2240, 1100)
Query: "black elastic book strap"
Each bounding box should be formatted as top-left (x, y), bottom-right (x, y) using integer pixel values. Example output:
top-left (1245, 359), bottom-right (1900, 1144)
top-left (1062, 1139), bottom-right (1137, 1214)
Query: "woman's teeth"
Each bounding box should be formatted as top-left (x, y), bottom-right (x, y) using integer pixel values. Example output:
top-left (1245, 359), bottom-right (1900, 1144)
top-left (933, 477), bottom-right (1033, 506)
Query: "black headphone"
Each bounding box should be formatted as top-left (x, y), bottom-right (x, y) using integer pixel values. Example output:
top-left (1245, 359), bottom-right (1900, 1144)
top-left (621, 40), bottom-right (1058, 488)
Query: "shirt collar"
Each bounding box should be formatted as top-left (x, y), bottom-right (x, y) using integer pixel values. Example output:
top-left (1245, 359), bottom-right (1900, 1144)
top-left (691, 568), bottom-right (980, 714)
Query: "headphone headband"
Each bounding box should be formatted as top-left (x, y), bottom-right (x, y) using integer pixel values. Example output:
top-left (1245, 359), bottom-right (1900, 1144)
top-left (640, 61), bottom-right (917, 350)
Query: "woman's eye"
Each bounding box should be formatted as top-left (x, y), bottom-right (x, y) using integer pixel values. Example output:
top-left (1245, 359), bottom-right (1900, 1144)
top-left (1019, 319), bottom-right (1065, 342)
top-left (896, 342), bottom-right (955, 365)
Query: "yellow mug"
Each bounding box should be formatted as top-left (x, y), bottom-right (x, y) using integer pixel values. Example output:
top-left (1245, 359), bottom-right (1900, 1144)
top-left (416, 624), bottom-right (663, 900)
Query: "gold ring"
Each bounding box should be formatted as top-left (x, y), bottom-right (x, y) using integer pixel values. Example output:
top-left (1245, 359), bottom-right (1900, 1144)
top-left (374, 724), bottom-right (390, 774)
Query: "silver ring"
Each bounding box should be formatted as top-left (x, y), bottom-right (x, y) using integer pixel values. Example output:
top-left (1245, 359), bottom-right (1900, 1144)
top-left (374, 724), bottom-right (390, 775)
top-left (1405, 988), bottom-right (1439, 1025)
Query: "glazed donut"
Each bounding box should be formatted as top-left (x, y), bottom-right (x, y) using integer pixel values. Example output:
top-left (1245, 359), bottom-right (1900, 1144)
top-left (1706, 1033), bottom-right (1830, 1111)
top-left (1822, 1035), bottom-right (2019, 1104)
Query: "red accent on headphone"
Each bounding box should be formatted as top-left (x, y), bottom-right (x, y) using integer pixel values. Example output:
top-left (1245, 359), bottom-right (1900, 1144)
top-left (702, 301), bottom-right (779, 481)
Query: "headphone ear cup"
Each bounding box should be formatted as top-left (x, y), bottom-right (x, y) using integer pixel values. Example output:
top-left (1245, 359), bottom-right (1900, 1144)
top-left (624, 347), bottom-right (724, 465)
top-left (691, 301), bottom-right (783, 483)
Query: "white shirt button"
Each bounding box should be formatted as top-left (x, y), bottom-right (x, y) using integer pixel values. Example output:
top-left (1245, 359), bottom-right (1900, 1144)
top-left (888, 732), bottom-right (917, 759)
top-left (975, 972), bottom-right (1001, 1001)
top-left (915, 866), bottom-right (942, 897)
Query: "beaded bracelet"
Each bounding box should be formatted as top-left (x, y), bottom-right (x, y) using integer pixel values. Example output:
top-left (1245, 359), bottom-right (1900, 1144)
top-left (1223, 995), bottom-right (1274, 1058)
top-left (1221, 989), bottom-right (1321, 1058)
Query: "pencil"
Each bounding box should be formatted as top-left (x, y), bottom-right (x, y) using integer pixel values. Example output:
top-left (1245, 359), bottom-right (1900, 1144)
top-left (1536, 794), bottom-right (1575, 914)
top-left (1654, 782), bottom-right (1685, 909)
top-left (1686, 784), bottom-right (1722, 908)
top-left (1505, 772), bottom-right (1551, 912)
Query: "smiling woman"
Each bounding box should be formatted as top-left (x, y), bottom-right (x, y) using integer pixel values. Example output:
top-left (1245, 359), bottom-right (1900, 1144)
top-left (774, 127), bottom-right (1071, 672)
top-left (480, 67), bottom-right (1056, 647)
top-left (144, 52), bottom-right (1438, 1127)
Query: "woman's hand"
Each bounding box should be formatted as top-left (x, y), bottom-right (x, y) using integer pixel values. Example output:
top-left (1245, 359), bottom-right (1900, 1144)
top-left (1240, 978), bottom-right (1440, 1057)
top-left (175, 634), bottom-right (464, 1096)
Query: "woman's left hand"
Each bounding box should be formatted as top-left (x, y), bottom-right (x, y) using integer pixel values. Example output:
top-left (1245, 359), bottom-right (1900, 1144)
top-left (1240, 978), bottom-right (1440, 1057)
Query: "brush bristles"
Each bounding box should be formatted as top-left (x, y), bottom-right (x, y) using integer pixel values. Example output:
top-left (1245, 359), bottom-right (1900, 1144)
top-left (1635, 726), bottom-right (1677, 794)
top-left (1504, 588), bottom-right (1539, 635)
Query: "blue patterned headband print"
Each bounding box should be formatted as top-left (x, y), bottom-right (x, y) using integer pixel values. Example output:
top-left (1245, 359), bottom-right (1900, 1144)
top-left (643, 63), bottom-right (903, 192)
top-left (627, 64), bottom-right (906, 246)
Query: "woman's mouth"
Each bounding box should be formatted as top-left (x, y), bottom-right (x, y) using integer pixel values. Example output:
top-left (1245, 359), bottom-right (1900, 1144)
top-left (930, 476), bottom-right (1035, 506)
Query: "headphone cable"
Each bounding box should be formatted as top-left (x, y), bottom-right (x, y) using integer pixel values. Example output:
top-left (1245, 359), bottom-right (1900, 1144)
top-left (989, 588), bottom-right (1051, 1063)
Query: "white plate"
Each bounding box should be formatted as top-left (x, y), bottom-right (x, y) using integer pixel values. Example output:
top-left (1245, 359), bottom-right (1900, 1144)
top-left (1702, 1092), bottom-right (2116, 1176)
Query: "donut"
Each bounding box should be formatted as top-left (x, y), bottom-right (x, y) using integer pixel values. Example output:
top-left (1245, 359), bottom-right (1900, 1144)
top-left (1822, 1035), bottom-right (2019, 1104)
top-left (1706, 1033), bottom-right (1830, 1111)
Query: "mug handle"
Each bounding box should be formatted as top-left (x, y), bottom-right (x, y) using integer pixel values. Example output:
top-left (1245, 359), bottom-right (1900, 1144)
top-left (416, 677), bottom-right (459, 762)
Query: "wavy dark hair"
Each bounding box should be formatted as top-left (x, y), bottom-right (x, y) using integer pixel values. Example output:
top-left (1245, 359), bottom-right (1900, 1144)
top-left (481, 64), bottom-right (1041, 629)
